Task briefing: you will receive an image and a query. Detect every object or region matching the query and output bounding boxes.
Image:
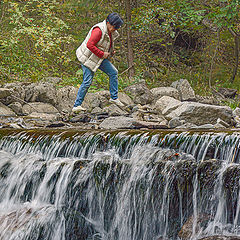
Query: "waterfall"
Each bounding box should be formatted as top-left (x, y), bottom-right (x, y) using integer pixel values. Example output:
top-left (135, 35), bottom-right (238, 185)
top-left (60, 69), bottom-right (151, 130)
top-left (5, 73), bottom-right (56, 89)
top-left (0, 129), bottom-right (239, 240)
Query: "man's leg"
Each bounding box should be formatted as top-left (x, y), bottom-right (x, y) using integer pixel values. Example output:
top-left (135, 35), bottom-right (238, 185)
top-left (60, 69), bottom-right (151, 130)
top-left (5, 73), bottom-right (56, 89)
top-left (98, 59), bottom-right (118, 100)
top-left (74, 64), bottom-right (94, 107)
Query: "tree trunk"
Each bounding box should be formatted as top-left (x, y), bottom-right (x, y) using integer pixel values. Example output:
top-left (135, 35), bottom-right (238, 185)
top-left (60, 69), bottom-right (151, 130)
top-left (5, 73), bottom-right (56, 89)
top-left (229, 28), bottom-right (239, 83)
top-left (125, 0), bottom-right (135, 78)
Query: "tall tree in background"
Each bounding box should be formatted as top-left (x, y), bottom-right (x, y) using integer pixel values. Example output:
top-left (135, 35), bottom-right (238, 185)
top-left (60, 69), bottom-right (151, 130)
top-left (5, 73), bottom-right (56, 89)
top-left (125, 0), bottom-right (135, 78)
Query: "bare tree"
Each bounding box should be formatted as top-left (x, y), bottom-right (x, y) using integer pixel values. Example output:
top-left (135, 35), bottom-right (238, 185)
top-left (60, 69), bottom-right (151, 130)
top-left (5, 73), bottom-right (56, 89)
top-left (125, 0), bottom-right (135, 78)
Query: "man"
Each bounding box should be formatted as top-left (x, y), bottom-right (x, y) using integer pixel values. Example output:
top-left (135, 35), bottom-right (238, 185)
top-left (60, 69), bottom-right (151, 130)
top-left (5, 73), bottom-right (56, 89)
top-left (72, 12), bottom-right (124, 113)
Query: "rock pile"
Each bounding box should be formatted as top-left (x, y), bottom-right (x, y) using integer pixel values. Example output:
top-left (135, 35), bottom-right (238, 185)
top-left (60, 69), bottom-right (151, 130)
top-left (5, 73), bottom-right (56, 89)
top-left (0, 79), bottom-right (239, 130)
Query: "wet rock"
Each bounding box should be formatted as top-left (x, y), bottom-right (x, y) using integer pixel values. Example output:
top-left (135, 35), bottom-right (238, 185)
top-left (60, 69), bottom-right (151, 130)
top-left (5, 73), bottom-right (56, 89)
top-left (199, 236), bottom-right (240, 240)
top-left (178, 214), bottom-right (212, 240)
top-left (223, 165), bottom-right (240, 192)
top-left (171, 79), bottom-right (196, 101)
top-left (198, 159), bottom-right (222, 188)
top-left (124, 80), bottom-right (154, 105)
top-left (151, 87), bottom-right (180, 101)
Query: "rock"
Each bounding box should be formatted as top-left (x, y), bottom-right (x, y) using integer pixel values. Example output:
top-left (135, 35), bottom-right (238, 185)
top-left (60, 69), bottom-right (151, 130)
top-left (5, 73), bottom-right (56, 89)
top-left (118, 92), bottom-right (134, 106)
top-left (178, 214), bottom-right (212, 240)
top-left (2, 82), bottom-right (27, 105)
top-left (46, 122), bottom-right (66, 128)
top-left (22, 102), bottom-right (59, 115)
top-left (0, 102), bottom-right (17, 117)
top-left (216, 118), bottom-right (230, 128)
top-left (56, 86), bottom-right (78, 113)
top-left (124, 81), bottom-right (154, 105)
top-left (103, 104), bottom-right (128, 117)
top-left (166, 102), bottom-right (233, 126)
top-left (82, 92), bottom-right (101, 110)
top-left (233, 107), bottom-right (240, 117)
top-left (199, 236), bottom-right (240, 240)
top-left (133, 120), bottom-right (169, 129)
top-left (151, 87), bottom-right (180, 100)
top-left (155, 96), bottom-right (182, 115)
top-left (171, 79), bottom-right (196, 101)
top-left (91, 107), bottom-right (103, 114)
top-left (0, 88), bottom-right (11, 99)
top-left (8, 102), bottom-right (23, 115)
top-left (26, 112), bottom-right (61, 121)
top-left (70, 113), bottom-right (92, 123)
top-left (99, 116), bottom-right (136, 129)
top-left (196, 94), bottom-right (221, 105)
top-left (25, 82), bottom-right (58, 106)
top-left (218, 87), bottom-right (237, 99)
top-left (169, 117), bottom-right (185, 128)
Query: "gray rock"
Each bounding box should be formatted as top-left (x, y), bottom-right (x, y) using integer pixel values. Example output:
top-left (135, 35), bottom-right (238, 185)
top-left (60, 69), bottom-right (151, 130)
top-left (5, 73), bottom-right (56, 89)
top-left (171, 79), bottom-right (196, 101)
top-left (25, 82), bottom-right (58, 106)
top-left (151, 87), bottom-right (180, 100)
top-left (155, 96), bottom-right (182, 115)
top-left (8, 102), bottom-right (23, 115)
top-left (124, 81), bottom-right (154, 105)
top-left (0, 102), bottom-right (17, 117)
top-left (0, 88), bottom-right (11, 99)
top-left (91, 107), bottom-right (103, 114)
top-left (56, 86), bottom-right (78, 113)
top-left (233, 107), bottom-right (240, 117)
top-left (166, 102), bottom-right (233, 125)
top-left (99, 116), bottom-right (136, 129)
top-left (22, 102), bottom-right (59, 115)
top-left (118, 92), bottom-right (134, 106)
top-left (103, 104), bottom-right (128, 117)
top-left (199, 236), bottom-right (240, 240)
top-left (26, 112), bottom-right (61, 121)
top-left (169, 117), bottom-right (185, 128)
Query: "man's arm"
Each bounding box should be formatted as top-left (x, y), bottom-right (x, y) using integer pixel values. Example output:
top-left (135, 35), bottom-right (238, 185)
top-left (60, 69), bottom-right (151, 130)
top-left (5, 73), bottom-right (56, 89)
top-left (87, 27), bottom-right (109, 59)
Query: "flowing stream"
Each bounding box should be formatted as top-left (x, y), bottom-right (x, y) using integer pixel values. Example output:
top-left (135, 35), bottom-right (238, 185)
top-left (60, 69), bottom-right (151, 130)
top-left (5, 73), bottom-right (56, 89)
top-left (0, 129), bottom-right (239, 240)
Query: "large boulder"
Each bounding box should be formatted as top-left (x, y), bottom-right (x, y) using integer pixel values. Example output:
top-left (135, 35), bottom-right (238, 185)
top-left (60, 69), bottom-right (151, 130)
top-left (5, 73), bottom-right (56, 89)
top-left (171, 79), bottom-right (196, 101)
top-left (165, 102), bottom-right (233, 125)
top-left (99, 116), bottom-right (136, 129)
top-left (151, 87), bottom-right (180, 100)
top-left (124, 81), bottom-right (154, 105)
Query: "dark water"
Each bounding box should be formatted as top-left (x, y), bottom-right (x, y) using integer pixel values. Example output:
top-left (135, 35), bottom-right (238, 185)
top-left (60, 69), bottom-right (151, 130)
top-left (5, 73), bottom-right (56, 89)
top-left (0, 129), bottom-right (239, 240)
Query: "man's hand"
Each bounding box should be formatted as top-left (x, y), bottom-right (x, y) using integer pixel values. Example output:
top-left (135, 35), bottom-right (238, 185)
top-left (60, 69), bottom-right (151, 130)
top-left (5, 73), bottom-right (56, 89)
top-left (112, 50), bottom-right (116, 55)
top-left (103, 52), bottom-right (110, 59)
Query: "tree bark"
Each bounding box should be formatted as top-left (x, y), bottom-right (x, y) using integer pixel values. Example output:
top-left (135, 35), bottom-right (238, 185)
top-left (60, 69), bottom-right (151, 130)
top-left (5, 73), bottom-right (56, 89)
top-left (229, 28), bottom-right (239, 83)
top-left (125, 0), bottom-right (135, 78)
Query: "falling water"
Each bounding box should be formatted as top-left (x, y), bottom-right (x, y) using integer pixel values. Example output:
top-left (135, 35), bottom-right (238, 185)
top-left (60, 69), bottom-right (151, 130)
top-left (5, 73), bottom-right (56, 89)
top-left (0, 129), bottom-right (239, 240)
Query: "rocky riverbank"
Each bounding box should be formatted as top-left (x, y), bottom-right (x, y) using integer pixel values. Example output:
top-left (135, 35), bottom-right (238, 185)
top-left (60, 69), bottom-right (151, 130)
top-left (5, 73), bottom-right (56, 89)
top-left (0, 78), bottom-right (239, 130)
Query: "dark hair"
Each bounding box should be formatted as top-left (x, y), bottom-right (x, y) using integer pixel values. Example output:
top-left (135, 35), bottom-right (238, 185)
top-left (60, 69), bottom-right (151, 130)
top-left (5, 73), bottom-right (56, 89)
top-left (106, 12), bottom-right (124, 30)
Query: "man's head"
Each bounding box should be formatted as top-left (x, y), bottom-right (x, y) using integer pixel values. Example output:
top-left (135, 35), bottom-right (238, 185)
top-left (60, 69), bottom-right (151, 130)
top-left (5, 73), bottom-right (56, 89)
top-left (106, 13), bottom-right (124, 33)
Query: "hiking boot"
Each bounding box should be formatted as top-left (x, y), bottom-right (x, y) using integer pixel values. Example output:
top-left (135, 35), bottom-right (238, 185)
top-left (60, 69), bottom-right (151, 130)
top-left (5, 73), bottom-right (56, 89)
top-left (72, 105), bottom-right (86, 113)
top-left (109, 98), bottom-right (124, 107)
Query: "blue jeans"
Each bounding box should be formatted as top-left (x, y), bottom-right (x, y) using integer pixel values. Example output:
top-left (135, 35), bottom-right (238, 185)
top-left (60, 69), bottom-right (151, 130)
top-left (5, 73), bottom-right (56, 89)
top-left (74, 59), bottom-right (118, 107)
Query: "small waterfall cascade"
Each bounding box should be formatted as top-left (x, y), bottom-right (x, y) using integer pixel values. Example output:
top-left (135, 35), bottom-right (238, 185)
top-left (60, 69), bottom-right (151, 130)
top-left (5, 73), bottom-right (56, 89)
top-left (0, 129), bottom-right (239, 240)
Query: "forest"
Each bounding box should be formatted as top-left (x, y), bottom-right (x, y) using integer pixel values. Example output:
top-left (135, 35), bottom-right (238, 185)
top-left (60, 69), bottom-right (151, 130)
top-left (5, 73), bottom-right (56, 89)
top-left (0, 0), bottom-right (239, 100)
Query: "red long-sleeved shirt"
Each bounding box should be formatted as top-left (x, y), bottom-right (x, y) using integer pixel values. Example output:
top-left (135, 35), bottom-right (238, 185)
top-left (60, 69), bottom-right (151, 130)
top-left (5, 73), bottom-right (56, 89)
top-left (86, 27), bottom-right (112, 58)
